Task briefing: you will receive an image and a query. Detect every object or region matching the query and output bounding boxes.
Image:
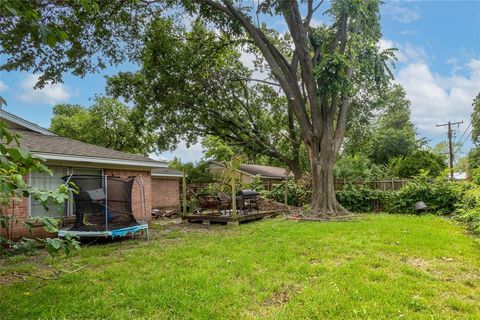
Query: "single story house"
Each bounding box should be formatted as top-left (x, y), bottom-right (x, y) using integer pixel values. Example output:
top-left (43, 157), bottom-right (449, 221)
top-left (206, 160), bottom-right (292, 190)
top-left (151, 167), bottom-right (182, 211)
top-left (0, 110), bottom-right (173, 240)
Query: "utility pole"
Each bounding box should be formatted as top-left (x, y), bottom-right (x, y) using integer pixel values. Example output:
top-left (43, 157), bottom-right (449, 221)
top-left (436, 121), bottom-right (463, 179)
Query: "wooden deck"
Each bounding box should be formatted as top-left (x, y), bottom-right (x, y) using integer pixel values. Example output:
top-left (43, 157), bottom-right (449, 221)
top-left (181, 210), bottom-right (283, 225)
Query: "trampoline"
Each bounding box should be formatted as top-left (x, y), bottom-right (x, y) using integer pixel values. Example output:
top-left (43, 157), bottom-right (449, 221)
top-left (58, 174), bottom-right (149, 239)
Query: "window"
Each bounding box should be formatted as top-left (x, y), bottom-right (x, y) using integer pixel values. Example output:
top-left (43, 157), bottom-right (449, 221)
top-left (30, 167), bottom-right (68, 218)
top-left (29, 166), bottom-right (102, 218)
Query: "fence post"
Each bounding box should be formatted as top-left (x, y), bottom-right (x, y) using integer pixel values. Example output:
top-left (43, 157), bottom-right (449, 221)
top-left (284, 169), bottom-right (290, 214)
top-left (182, 170), bottom-right (187, 216)
top-left (231, 160), bottom-right (237, 219)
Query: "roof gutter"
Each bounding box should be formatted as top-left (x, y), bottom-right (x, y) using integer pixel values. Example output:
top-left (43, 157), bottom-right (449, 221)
top-left (33, 152), bottom-right (168, 168)
top-left (152, 173), bottom-right (183, 178)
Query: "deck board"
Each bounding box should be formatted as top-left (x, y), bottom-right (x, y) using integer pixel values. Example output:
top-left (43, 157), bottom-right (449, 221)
top-left (182, 210), bottom-right (282, 224)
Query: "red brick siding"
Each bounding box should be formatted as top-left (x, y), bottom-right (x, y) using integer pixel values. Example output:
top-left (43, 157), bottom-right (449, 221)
top-left (0, 175), bottom-right (55, 241)
top-left (105, 169), bottom-right (152, 224)
top-left (151, 177), bottom-right (180, 210)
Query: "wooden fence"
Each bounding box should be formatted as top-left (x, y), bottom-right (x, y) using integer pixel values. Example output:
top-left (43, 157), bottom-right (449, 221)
top-left (334, 179), bottom-right (410, 191)
top-left (184, 178), bottom-right (411, 195)
top-left (184, 181), bottom-right (279, 195)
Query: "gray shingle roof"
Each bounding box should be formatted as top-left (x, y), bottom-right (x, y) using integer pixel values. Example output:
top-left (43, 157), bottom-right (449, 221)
top-left (13, 129), bottom-right (165, 165)
top-left (151, 167), bottom-right (183, 177)
top-left (208, 160), bottom-right (290, 179)
top-left (239, 164), bottom-right (289, 179)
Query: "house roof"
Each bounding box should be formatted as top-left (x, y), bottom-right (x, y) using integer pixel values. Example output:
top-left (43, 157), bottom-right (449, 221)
top-left (207, 160), bottom-right (290, 180)
top-left (151, 167), bottom-right (183, 178)
top-left (1, 110), bottom-right (167, 169)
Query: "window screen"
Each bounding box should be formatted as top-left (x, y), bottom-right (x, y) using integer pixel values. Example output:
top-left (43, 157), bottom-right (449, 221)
top-left (30, 167), bottom-right (103, 218)
top-left (30, 167), bottom-right (68, 218)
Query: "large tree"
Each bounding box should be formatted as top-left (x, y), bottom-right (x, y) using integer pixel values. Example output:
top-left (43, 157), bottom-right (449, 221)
top-left (107, 20), bottom-right (307, 179)
top-left (368, 84), bottom-right (418, 165)
top-left (1, 0), bottom-right (393, 214)
top-left (185, 0), bottom-right (392, 213)
top-left (50, 97), bottom-right (156, 155)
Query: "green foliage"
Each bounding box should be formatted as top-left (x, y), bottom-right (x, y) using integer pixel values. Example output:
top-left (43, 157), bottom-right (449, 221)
top-left (453, 182), bottom-right (480, 235)
top-left (369, 129), bottom-right (416, 165)
top-left (334, 154), bottom-right (388, 180)
top-left (471, 93), bottom-right (480, 145)
top-left (50, 97), bottom-right (156, 155)
top-left (202, 136), bottom-right (235, 162)
top-left (468, 146), bottom-right (480, 176)
top-left (336, 184), bottom-right (385, 212)
top-left (0, 120), bottom-right (79, 256)
top-left (391, 150), bottom-right (447, 178)
top-left (169, 159), bottom-right (214, 184)
top-left (244, 175), bottom-right (265, 192)
top-left (269, 179), bottom-right (310, 207)
top-left (1, 0), bottom-right (148, 87)
top-left (44, 234), bottom-right (81, 257)
top-left (366, 84), bottom-right (419, 165)
top-left (384, 174), bottom-right (459, 214)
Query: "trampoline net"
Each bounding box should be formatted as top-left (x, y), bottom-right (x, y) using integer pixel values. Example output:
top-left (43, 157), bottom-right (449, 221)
top-left (62, 175), bottom-right (139, 231)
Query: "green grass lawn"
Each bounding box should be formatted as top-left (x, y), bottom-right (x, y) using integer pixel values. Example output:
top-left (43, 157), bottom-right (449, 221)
top-left (1, 214), bottom-right (479, 319)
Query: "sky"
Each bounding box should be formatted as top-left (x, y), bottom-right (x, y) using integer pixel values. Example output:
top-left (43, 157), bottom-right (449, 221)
top-left (0, 0), bottom-right (479, 163)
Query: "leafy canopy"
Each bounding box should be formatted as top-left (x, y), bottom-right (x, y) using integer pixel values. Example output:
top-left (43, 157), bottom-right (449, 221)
top-left (50, 97), bottom-right (157, 155)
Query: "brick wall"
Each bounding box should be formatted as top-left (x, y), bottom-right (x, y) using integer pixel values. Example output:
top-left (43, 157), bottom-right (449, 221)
top-left (0, 175), bottom-right (56, 241)
top-left (151, 177), bottom-right (180, 210)
top-left (105, 169), bottom-right (152, 224)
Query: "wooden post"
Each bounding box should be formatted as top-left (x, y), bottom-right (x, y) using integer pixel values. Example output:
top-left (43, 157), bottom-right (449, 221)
top-left (284, 168), bottom-right (290, 214)
top-left (182, 170), bottom-right (187, 216)
top-left (231, 160), bottom-right (237, 219)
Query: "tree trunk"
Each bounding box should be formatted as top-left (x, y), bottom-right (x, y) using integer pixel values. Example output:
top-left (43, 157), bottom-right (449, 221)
top-left (286, 159), bottom-right (303, 181)
top-left (307, 136), bottom-right (347, 215)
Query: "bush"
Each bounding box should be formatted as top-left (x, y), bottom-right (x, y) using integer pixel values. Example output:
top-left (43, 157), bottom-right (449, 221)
top-left (336, 184), bottom-right (385, 212)
top-left (334, 154), bottom-right (388, 180)
top-left (453, 182), bottom-right (480, 235)
top-left (383, 173), bottom-right (459, 214)
top-left (391, 150), bottom-right (447, 178)
top-left (269, 179), bottom-right (310, 207)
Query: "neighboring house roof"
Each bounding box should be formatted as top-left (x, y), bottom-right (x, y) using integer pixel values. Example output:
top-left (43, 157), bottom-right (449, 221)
top-left (207, 160), bottom-right (290, 180)
top-left (151, 167), bottom-right (183, 178)
top-left (0, 109), bottom-right (56, 136)
top-left (1, 110), bottom-right (167, 169)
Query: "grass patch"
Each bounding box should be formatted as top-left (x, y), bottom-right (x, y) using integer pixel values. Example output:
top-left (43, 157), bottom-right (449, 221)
top-left (1, 214), bottom-right (479, 319)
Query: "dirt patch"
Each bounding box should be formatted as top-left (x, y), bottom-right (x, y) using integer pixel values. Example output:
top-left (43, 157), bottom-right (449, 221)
top-left (287, 214), bottom-right (361, 222)
top-left (406, 257), bottom-right (430, 269)
top-left (263, 285), bottom-right (300, 307)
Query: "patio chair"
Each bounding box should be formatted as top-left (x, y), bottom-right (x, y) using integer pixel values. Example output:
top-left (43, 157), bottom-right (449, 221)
top-left (217, 192), bottom-right (232, 215)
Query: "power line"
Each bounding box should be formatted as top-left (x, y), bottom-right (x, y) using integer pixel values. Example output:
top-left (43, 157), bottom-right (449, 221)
top-left (454, 127), bottom-right (473, 154)
top-left (455, 121), bottom-right (471, 146)
top-left (436, 121), bottom-right (463, 179)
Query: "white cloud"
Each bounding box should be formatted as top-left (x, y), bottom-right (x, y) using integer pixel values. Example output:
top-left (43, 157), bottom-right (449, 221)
top-left (379, 38), bottom-right (427, 63)
top-left (156, 141), bottom-right (204, 163)
top-left (0, 80), bottom-right (7, 92)
top-left (396, 59), bottom-right (480, 138)
top-left (17, 74), bottom-right (71, 105)
top-left (383, 2), bottom-right (420, 24)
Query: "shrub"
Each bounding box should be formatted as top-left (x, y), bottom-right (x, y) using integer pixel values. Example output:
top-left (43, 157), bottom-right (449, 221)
top-left (391, 150), bottom-right (447, 178)
top-left (453, 182), bottom-right (480, 235)
top-left (336, 184), bottom-right (386, 212)
top-left (384, 173), bottom-right (459, 214)
top-left (334, 154), bottom-right (388, 180)
top-left (269, 179), bottom-right (310, 207)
